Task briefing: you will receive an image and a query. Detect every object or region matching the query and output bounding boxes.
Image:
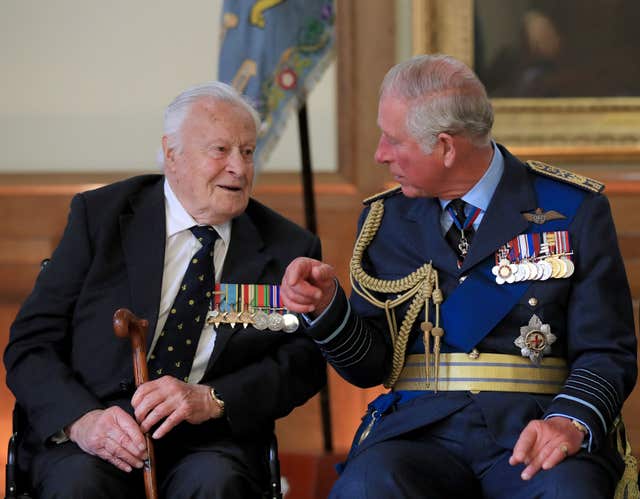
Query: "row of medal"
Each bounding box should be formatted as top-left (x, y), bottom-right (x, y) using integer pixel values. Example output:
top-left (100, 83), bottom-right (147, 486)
top-left (491, 231), bottom-right (574, 285)
top-left (205, 283), bottom-right (299, 333)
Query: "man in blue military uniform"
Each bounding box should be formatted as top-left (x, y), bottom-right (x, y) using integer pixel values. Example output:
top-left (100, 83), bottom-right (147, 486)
top-left (280, 54), bottom-right (638, 498)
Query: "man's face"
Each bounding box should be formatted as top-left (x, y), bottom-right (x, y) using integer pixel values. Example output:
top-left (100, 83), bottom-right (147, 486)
top-left (164, 98), bottom-right (257, 225)
top-left (374, 94), bottom-right (447, 198)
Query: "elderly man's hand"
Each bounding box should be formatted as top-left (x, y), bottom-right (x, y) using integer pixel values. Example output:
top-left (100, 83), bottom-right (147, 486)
top-left (131, 376), bottom-right (221, 440)
top-left (66, 407), bottom-right (147, 472)
top-left (509, 416), bottom-right (586, 480)
top-left (281, 257), bottom-right (336, 317)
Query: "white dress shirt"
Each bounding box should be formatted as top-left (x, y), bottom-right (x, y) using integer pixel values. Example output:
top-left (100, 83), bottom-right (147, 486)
top-left (439, 141), bottom-right (504, 234)
top-left (149, 179), bottom-right (232, 383)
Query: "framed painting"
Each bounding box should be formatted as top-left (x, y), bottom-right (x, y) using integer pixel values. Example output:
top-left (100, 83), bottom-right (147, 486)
top-left (411, 0), bottom-right (640, 162)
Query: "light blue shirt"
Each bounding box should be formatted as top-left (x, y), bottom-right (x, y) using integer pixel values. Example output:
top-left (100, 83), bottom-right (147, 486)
top-left (439, 142), bottom-right (504, 235)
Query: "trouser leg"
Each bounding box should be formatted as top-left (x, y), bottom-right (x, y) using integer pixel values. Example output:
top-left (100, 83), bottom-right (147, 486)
top-left (31, 442), bottom-right (144, 499)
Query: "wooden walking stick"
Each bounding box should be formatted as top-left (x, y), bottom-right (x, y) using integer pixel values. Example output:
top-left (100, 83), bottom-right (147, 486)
top-left (113, 308), bottom-right (159, 499)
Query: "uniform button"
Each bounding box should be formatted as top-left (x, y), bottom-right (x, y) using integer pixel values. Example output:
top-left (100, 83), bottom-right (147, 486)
top-left (459, 275), bottom-right (467, 283)
top-left (468, 348), bottom-right (480, 359)
top-left (528, 297), bottom-right (538, 307)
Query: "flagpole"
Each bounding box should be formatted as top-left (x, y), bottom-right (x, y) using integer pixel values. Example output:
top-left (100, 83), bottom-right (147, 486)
top-left (297, 103), bottom-right (333, 453)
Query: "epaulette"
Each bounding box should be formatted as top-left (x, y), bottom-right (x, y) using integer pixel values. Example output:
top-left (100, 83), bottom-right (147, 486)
top-left (363, 185), bottom-right (402, 205)
top-left (526, 160), bottom-right (605, 193)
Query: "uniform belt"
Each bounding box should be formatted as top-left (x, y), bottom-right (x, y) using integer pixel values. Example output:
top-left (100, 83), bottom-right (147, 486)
top-left (394, 353), bottom-right (568, 394)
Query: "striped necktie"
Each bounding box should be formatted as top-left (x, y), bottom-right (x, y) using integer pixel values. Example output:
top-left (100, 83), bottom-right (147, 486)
top-left (444, 198), bottom-right (476, 261)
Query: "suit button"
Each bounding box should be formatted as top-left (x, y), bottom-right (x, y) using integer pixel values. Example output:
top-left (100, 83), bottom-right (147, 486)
top-left (528, 297), bottom-right (538, 307)
top-left (459, 275), bottom-right (467, 283)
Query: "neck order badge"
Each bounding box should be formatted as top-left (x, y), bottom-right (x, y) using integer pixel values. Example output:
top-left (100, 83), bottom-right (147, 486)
top-left (445, 199), bottom-right (481, 261)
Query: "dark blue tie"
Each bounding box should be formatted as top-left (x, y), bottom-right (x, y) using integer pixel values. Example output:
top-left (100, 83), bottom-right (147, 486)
top-left (445, 198), bottom-right (475, 260)
top-left (148, 225), bottom-right (218, 382)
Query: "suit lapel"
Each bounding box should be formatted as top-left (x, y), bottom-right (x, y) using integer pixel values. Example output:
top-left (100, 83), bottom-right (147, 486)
top-left (461, 154), bottom-right (537, 272)
top-left (206, 211), bottom-right (271, 368)
top-left (120, 179), bottom-right (166, 350)
top-left (406, 196), bottom-right (459, 275)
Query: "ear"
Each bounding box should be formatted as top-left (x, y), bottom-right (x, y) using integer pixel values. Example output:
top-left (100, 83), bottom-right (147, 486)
top-left (162, 136), bottom-right (176, 169)
top-left (436, 133), bottom-right (456, 167)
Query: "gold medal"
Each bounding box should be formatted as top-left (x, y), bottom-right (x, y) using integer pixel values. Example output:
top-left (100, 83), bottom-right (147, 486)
top-left (206, 309), bottom-right (224, 327)
top-left (546, 257), bottom-right (563, 279)
top-left (225, 310), bottom-right (239, 328)
top-left (562, 257), bottom-right (575, 278)
top-left (238, 310), bottom-right (253, 328)
top-left (554, 257), bottom-right (567, 278)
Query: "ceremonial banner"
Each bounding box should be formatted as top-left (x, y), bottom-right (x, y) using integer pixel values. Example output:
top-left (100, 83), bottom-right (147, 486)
top-left (218, 0), bottom-right (335, 167)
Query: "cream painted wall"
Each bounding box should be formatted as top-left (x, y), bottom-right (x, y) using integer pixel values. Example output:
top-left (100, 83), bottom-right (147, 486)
top-left (0, 0), bottom-right (336, 173)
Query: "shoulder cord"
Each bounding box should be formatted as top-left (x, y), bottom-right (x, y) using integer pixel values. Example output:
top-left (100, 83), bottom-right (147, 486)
top-left (349, 199), bottom-right (444, 388)
top-left (613, 417), bottom-right (640, 499)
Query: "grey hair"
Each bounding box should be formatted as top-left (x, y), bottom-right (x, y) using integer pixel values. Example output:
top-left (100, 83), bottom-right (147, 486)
top-left (157, 81), bottom-right (261, 165)
top-left (380, 54), bottom-right (494, 152)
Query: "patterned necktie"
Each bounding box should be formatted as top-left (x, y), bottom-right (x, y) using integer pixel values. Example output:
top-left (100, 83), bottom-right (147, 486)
top-left (444, 198), bottom-right (476, 261)
top-left (149, 225), bottom-right (218, 382)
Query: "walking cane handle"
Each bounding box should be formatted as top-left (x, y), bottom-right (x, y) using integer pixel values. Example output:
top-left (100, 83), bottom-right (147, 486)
top-left (113, 308), bottom-right (159, 499)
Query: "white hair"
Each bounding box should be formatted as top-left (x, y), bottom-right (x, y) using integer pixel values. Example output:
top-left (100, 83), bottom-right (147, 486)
top-left (380, 54), bottom-right (494, 152)
top-left (156, 81), bottom-right (261, 165)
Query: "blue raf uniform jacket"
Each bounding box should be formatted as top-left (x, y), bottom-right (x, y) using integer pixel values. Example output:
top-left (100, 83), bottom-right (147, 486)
top-left (304, 144), bottom-right (637, 460)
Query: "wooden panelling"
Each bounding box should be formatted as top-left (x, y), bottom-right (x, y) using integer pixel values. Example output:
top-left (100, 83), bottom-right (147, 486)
top-left (623, 304), bottom-right (640, 459)
top-left (0, 304), bottom-right (19, 494)
top-left (279, 450), bottom-right (348, 499)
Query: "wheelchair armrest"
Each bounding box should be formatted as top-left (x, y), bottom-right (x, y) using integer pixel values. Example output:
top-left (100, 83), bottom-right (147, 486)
top-left (268, 433), bottom-right (282, 499)
top-left (5, 432), bottom-right (18, 499)
top-left (5, 404), bottom-right (33, 499)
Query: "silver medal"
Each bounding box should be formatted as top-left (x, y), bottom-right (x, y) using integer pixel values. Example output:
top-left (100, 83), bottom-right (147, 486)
top-left (267, 312), bottom-right (284, 331)
top-left (253, 310), bottom-right (269, 330)
top-left (282, 313), bottom-right (299, 333)
top-left (538, 260), bottom-right (552, 281)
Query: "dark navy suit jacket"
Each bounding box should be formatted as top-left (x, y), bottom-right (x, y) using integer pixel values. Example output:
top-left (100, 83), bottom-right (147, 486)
top-left (305, 145), bottom-right (636, 460)
top-left (4, 174), bottom-right (326, 470)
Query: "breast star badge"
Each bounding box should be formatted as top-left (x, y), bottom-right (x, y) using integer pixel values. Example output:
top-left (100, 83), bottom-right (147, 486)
top-left (515, 314), bottom-right (556, 364)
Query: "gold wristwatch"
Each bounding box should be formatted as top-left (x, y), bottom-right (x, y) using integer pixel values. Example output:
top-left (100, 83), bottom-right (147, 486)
top-left (209, 387), bottom-right (225, 417)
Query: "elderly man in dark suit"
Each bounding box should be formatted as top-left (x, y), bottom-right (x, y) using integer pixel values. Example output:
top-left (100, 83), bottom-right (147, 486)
top-left (281, 54), bottom-right (637, 498)
top-left (4, 81), bottom-right (326, 498)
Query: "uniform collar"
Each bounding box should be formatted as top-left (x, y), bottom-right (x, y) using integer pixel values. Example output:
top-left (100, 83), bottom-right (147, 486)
top-left (439, 141), bottom-right (504, 211)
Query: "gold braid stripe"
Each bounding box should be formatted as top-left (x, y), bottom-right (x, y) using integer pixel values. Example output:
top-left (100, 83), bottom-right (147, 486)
top-left (349, 199), bottom-right (442, 388)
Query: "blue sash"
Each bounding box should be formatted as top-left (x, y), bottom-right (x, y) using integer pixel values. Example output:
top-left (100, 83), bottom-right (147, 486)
top-left (439, 176), bottom-right (588, 352)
